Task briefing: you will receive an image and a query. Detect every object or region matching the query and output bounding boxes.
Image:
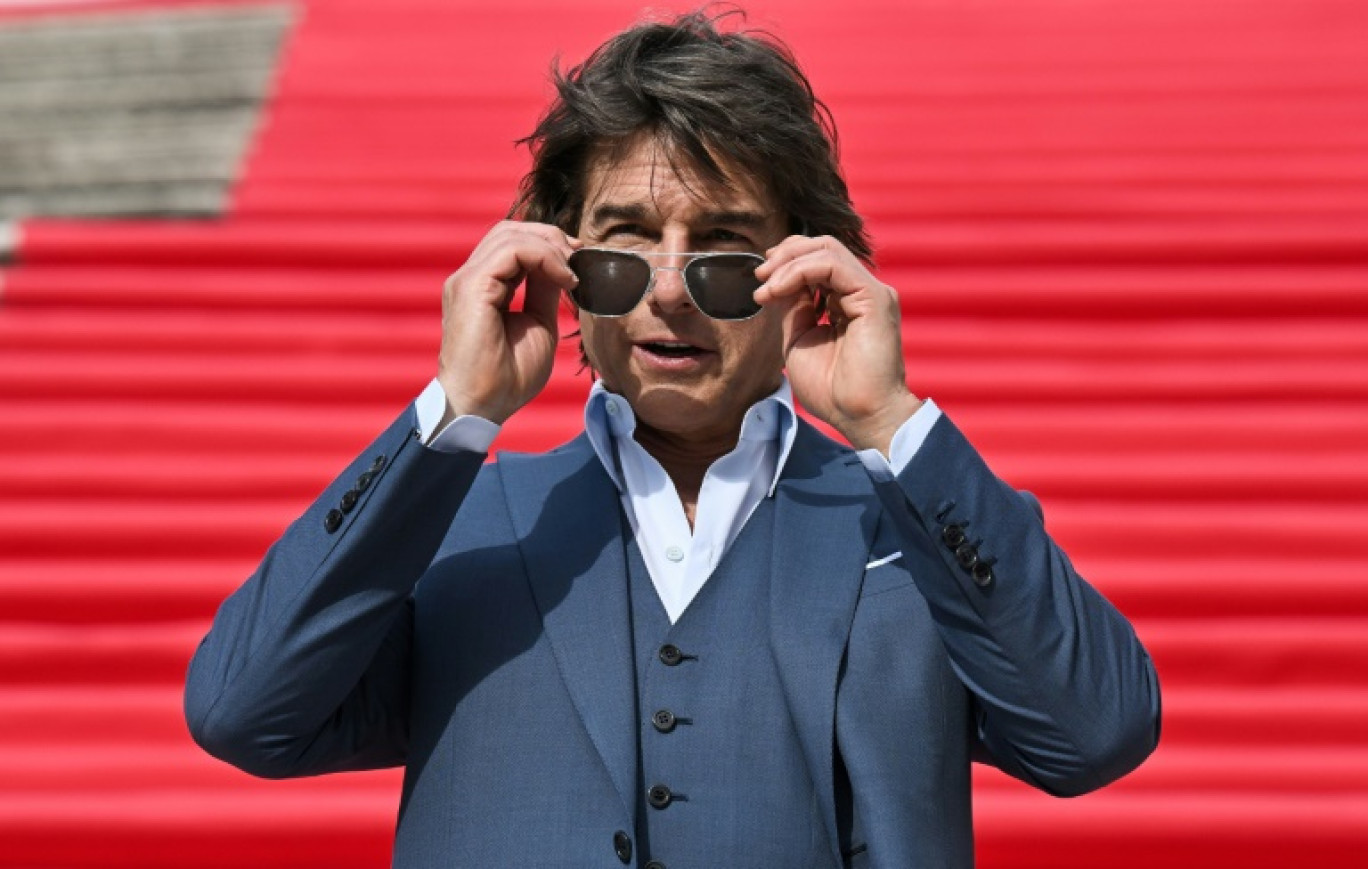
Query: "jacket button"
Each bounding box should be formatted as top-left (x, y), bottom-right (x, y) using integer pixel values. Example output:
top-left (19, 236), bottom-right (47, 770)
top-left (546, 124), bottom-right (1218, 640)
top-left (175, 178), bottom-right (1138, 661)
top-left (323, 509), bottom-right (344, 533)
top-left (612, 830), bottom-right (632, 863)
top-left (972, 562), bottom-right (995, 587)
top-left (369, 455), bottom-right (387, 473)
top-left (955, 543), bottom-right (979, 569)
top-left (340, 489), bottom-right (360, 513)
top-left (647, 784), bottom-right (673, 809)
top-left (658, 644), bottom-right (684, 666)
top-left (652, 709), bottom-right (677, 733)
top-left (942, 524), bottom-right (966, 549)
top-left (355, 470), bottom-right (375, 492)
top-left (645, 861), bottom-right (668, 869)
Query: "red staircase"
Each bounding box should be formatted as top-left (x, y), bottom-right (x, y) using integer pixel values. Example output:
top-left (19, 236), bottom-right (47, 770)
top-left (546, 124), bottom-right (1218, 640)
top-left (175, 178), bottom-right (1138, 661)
top-left (2, 1), bottom-right (1366, 866)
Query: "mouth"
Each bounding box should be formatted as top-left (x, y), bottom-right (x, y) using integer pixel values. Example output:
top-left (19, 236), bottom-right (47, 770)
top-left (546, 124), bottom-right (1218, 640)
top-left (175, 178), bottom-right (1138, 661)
top-left (638, 340), bottom-right (706, 359)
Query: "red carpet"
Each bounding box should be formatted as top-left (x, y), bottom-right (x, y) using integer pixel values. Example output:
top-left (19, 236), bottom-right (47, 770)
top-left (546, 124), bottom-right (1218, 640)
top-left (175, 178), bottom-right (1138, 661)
top-left (2, 0), bottom-right (1366, 865)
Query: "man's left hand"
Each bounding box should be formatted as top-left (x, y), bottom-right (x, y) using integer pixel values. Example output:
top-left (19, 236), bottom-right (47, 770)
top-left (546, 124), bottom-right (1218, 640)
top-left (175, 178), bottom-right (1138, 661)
top-left (754, 236), bottom-right (923, 456)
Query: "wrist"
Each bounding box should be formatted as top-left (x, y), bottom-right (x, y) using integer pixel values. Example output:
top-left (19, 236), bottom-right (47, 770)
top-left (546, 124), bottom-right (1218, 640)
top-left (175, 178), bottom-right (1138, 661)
top-left (841, 393), bottom-right (924, 456)
top-left (436, 377), bottom-right (513, 427)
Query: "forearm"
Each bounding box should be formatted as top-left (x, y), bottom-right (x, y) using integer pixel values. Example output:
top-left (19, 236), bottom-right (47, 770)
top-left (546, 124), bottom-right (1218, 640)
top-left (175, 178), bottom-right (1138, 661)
top-left (184, 406), bottom-right (485, 777)
top-left (869, 413), bottom-right (1160, 795)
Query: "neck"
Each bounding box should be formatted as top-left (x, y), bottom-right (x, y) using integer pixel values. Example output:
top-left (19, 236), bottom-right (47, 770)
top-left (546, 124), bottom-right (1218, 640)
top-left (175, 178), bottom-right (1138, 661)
top-left (632, 420), bottom-right (741, 528)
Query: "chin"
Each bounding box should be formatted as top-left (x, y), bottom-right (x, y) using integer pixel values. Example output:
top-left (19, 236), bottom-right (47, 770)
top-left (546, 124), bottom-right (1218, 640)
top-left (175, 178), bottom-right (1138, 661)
top-left (633, 391), bottom-right (723, 433)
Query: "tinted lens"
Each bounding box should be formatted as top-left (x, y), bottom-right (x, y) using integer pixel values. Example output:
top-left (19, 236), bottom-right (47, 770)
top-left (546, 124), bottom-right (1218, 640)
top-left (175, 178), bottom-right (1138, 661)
top-left (684, 253), bottom-right (764, 320)
top-left (568, 249), bottom-right (651, 316)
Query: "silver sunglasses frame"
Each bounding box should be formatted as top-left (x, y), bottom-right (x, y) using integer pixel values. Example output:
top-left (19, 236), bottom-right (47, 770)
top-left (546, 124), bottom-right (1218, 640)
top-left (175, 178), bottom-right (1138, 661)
top-left (568, 247), bottom-right (766, 321)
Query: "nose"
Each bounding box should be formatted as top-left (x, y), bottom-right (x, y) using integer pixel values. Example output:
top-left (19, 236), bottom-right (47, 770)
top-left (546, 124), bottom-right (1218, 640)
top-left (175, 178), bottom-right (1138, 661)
top-left (647, 262), bottom-right (693, 314)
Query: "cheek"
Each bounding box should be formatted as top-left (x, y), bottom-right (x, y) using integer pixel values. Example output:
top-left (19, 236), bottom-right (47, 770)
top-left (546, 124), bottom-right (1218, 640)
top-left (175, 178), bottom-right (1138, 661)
top-left (577, 315), bottom-right (620, 373)
top-left (736, 316), bottom-right (786, 368)
top-left (718, 320), bottom-right (785, 390)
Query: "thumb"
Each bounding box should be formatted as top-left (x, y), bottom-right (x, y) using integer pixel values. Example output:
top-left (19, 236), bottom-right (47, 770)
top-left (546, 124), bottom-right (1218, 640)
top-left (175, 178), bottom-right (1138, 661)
top-left (777, 289), bottom-right (823, 360)
top-left (522, 269), bottom-right (568, 336)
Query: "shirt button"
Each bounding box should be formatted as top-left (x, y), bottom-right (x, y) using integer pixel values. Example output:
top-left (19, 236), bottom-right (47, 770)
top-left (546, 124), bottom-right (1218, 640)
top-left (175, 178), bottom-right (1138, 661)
top-left (658, 644), bottom-right (684, 666)
top-left (606, 400), bottom-right (619, 415)
top-left (665, 545), bottom-right (685, 562)
top-left (652, 709), bottom-right (677, 733)
top-left (647, 784), bottom-right (673, 809)
top-left (612, 830), bottom-right (632, 863)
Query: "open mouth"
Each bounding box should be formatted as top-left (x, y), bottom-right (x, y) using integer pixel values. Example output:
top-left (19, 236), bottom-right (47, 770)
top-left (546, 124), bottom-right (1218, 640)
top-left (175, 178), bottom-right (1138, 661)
top-left (640, 341), bottom-right (705, 358)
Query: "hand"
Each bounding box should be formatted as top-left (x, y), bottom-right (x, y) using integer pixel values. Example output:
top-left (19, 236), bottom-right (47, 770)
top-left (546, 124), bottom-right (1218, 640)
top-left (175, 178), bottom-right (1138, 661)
top-left (436, 221), bottom-right (579, 425)
top-left (753, 235), bottom-right (923, 455)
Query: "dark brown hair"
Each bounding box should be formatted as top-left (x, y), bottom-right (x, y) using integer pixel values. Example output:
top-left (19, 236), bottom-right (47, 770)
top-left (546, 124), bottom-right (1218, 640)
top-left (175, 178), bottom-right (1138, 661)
top-left (510, 7), bottom-right (871, 261)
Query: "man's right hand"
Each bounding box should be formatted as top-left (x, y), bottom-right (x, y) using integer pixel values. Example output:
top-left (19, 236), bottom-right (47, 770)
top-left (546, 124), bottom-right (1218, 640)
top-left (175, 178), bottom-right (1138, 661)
top-left (436, 221), bottom-right (580, 426)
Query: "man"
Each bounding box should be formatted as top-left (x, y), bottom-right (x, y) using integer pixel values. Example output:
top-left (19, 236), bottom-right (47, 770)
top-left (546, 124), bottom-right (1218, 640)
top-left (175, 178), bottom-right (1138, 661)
top-left (186, 10), bottom-right (1160, 867)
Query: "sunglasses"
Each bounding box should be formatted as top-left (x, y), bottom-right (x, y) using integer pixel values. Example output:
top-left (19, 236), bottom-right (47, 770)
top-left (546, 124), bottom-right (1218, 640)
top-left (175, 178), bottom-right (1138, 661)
top-left (567, 247), bottom-right (766, 321)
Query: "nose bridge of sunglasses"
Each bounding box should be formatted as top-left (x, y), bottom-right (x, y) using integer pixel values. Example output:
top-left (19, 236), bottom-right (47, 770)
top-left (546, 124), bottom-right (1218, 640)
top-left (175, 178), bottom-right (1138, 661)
top-left (646, 261), bottom-right (691, 304)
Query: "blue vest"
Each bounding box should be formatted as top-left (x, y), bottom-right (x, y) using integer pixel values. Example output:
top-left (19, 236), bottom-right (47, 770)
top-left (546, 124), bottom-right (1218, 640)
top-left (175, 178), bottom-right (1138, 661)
top-left (624, 498), bottom-right (839, 867)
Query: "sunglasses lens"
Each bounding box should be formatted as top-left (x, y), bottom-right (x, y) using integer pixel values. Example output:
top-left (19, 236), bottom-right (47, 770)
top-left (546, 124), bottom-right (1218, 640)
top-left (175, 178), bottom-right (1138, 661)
top-left (568, 249), bottom-right (651, 316)
top-left (685, 254), bottom-right (764, 320)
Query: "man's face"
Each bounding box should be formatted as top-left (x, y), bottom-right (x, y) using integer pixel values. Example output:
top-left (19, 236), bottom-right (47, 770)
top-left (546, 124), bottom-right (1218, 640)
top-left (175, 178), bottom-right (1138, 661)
top-left (575, 137), bottom-right (791, 443)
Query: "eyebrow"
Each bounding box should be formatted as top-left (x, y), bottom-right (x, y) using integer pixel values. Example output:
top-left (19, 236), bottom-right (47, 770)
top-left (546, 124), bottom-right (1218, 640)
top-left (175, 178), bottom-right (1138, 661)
top-left (587, 203), bottom-right (649, 226)
top-left (586, 203), bottom-right (772, 229)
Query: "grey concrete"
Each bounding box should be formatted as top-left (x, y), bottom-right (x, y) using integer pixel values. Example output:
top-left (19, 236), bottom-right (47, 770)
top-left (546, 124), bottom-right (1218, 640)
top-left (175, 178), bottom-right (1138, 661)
top-left (0, 221), bottom-right (15, 265)
top-left (0, 4), bottom-right (293, 220)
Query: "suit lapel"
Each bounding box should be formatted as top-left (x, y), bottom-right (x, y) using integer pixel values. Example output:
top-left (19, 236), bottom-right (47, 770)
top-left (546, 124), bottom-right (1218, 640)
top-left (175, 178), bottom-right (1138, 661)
top-left (769, 422), bottom-right (878, 866)
top-left (497, 436), bottom-right (638, 822)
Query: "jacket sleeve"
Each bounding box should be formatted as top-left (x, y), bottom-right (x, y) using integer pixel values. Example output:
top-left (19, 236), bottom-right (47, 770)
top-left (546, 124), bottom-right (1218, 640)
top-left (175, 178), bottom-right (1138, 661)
top-left (868, 413), bottom-right (1161, 796)
top-left (184, 406), bottom-right (485, 778)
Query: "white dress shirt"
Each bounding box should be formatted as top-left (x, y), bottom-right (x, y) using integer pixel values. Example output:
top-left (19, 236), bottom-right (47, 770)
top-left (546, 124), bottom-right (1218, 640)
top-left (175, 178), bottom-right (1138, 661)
top-left (415, 377), bottom-right (941, 622)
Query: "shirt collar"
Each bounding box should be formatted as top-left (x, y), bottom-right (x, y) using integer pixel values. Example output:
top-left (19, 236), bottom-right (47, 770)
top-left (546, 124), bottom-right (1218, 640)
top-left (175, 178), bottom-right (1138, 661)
top-left (583, 377), bottom-right (798, 497)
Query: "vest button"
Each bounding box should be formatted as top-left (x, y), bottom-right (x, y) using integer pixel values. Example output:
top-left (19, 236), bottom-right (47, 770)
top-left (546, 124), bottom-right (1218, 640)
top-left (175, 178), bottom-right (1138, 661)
top-left (658, 644), bottom-right (684, 666)
top-left (647, 784), bottom-right (673, 809)
top-left (645, 861), bottom-right (668, 869)
top-left (612, 830), bottom-right (632, 863)
top-left (652, 709), bottom-right (677, 733)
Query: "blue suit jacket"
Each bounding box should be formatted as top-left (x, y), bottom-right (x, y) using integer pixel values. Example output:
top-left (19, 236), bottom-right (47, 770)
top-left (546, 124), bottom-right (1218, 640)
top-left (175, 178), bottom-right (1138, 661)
top-left (186, 406), bottom-right (1160, 867)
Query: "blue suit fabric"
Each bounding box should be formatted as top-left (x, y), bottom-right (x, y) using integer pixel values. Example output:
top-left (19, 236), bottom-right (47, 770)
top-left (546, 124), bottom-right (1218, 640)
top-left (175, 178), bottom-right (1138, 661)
top-left (625, 497), bottom-right (834, 866)
top-left (184, 404), bottom-right (1161, 867)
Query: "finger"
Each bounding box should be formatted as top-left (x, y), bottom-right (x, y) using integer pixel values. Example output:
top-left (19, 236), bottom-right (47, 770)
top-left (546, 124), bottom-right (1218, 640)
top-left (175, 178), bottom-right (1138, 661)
top-left (755, 234), bottom-right (824, 280)
top-left (522, 265), bottom-right (570, 334)
top-left (518, 242), bottom-right (579, 291)
top-left (466, 237), bottom-right (579, 306)
top-left (755, 249), bottom-right (841, 304)
top-left (490, 219), bottom-right (579, 251)
top-left (762, 243), bottom-right (887, 308)
top-left (468, 221), bottom-right (576, 273)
